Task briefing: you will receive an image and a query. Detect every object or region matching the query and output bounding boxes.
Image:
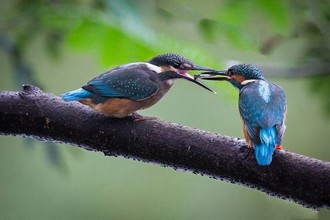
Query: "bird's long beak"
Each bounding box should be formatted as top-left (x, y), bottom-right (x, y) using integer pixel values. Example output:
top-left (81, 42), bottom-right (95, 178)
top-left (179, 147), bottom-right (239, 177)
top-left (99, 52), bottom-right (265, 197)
top-left (180, 73), bottom-right (216, 93)
top-left (177, 65), bottom-right (217, 93)
top-left (191, 65), bottom-right (217, 72)
top-left (194, 70), bottom-right (229, 81)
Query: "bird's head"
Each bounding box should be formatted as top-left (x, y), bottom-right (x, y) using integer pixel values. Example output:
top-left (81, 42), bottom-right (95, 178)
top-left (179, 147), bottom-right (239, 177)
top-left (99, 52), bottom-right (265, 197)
top-left (149, 53), bottom-right (216, 93)
top-left (195, 64), bottom-right (265, 89)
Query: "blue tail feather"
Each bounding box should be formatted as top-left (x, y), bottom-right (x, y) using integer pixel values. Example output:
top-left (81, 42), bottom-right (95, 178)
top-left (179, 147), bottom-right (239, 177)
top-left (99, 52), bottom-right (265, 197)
top-left (254, 127), bottom-right (278, 166)
top-left (61, 88), bottom-right (92, 101)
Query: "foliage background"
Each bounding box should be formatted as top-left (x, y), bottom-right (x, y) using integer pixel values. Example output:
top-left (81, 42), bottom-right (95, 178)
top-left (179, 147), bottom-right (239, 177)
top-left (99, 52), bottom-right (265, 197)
top-left (0, 0), bottom-right (329, 219)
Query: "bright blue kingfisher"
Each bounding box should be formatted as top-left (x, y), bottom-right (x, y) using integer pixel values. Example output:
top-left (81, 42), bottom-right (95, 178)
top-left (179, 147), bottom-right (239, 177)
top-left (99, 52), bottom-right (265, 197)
top-left (195, 64), bottom-right (287, 165)
top-left (61, 53), bottom-right (216, 121)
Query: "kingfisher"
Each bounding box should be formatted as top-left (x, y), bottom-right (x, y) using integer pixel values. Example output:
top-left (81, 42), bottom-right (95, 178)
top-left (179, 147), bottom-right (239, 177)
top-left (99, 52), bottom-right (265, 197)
top-left (195, 64), bottom-right (287, 165)
top-left (61, 53), bottom-right (216, 121)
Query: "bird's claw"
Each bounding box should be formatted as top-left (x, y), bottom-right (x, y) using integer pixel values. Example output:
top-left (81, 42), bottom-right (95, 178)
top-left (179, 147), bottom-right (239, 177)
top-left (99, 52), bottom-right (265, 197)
top-left (131, 113), bottom-right (158, 122)
top-left (275, 145), bottom-right (284, 150)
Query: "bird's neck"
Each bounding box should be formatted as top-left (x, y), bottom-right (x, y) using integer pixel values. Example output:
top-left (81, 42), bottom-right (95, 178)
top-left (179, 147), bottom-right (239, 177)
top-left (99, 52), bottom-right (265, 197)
top-left (231, 79), bottom-right (259, 90)
top-left (157, 71), bottom-right (179, 89)
top-left (158, 71), bottom-right (180, 81)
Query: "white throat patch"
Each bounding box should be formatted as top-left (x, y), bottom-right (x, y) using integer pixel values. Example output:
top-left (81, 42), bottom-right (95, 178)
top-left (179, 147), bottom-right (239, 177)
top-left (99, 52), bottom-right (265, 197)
top-left (241, 79), bottom-right (258, 85)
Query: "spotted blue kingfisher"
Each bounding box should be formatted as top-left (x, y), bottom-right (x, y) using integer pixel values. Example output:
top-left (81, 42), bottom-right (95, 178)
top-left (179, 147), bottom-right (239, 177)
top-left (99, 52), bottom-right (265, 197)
top-left (195, 64), bottom-right (287, 165)
top-left (61, 53), bottom-right (216, 121)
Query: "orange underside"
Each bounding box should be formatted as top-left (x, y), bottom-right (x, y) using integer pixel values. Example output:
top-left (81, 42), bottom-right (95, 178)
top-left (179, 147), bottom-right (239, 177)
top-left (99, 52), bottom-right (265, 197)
top-left (80, 90), bottom-right (167, 118)
top-left (81, 98), bottom-right (141, 118)
top-left (242, 121), bottom-right (253, 148)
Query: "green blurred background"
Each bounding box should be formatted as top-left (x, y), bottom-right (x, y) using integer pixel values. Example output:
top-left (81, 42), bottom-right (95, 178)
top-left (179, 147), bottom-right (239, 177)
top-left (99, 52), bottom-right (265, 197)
top-left (0, 0), bottom-right (329, 219)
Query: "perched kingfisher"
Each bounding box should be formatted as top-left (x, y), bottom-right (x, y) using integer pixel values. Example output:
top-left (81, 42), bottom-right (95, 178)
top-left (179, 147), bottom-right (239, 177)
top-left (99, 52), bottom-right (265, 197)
top-left (195, 64), bottom-right (287, 165)
top-left (61, 53), bottom-right (215, 121)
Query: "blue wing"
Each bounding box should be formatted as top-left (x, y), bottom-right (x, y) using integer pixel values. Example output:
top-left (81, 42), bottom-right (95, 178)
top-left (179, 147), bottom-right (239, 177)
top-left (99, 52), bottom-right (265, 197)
top-left (82, 63), bottom-right (161, 101)
top-left (239, 81), bottom-right (286, 144)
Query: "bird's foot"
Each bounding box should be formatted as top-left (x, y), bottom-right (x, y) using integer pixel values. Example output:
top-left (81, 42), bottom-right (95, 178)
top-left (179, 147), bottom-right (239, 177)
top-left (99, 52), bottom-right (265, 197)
top-left (131, 113), bottom-right (158, 122)
top-left (275, 145), bottom-right (284, 150)
top-left (247, 143), bottom-right (253, 148)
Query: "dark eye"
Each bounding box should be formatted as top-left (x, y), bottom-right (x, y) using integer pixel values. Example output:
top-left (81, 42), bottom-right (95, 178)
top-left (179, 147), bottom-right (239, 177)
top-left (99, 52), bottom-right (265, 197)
top-left (173, 62), bottom-right (181, 68)
top-left (227, 70), bottom-right (233, 76)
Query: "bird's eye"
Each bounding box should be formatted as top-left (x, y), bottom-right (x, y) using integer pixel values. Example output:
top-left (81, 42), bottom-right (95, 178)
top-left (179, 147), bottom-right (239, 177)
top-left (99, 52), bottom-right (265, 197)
top-left (173, 62), bottom-right (181, 68)
top-left (227, 70), bottom-right (233, 76)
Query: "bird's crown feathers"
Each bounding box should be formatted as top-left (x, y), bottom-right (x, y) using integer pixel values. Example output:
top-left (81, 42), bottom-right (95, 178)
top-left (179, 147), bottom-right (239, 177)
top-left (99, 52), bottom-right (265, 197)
top-left (228, 64), bottom-right (265, 80)
top-left (148, 53), bottom-right (193, 68)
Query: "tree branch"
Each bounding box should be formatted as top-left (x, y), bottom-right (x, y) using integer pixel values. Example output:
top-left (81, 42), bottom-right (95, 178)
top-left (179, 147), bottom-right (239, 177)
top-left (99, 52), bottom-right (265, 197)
top-left (0, 85), bottom-right (329, 209)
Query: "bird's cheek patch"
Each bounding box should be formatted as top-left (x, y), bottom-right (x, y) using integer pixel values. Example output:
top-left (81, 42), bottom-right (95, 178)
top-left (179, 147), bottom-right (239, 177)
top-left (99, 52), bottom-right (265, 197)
top-left (161, 65), bottom-right (176, 72)
top-left (231, 75), bottom-right (245, 83)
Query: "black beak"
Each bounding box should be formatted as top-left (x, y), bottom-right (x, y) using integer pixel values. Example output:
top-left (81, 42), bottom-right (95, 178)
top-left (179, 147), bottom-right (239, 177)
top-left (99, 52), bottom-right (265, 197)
top-left (175, 65), bottom-right (217, 93)
top-left (180, 74), bottom-right (217, 93)
top-left (191, 65), bottom-right (217, 72)
top-left (194, 70), bottom-right (229, 81)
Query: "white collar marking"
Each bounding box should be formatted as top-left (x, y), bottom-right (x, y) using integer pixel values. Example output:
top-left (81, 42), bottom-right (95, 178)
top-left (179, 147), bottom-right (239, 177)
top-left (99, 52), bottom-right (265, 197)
top-left (241, 79), bottom-right (258, 85)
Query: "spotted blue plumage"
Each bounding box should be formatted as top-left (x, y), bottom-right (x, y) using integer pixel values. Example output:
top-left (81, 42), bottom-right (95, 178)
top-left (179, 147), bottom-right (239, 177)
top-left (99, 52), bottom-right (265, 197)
top-left (84, 63), bottom-right (160, 101)
top-left (61, 63), bottom-right (161, 103)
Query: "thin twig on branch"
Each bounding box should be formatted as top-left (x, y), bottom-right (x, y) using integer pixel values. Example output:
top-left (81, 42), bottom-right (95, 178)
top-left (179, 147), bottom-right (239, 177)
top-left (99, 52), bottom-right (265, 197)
top-left (0, 85), bottom-right (329, 209)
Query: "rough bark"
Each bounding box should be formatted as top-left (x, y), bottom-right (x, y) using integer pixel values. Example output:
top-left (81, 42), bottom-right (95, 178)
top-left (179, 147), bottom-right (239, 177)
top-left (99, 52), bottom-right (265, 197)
top-left (0, 85), bottom-right (329, 209)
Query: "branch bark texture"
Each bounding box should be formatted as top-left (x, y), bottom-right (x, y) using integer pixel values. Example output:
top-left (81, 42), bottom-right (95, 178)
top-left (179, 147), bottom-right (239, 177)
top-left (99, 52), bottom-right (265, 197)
top-left (0, 85), bottom-right (329, 209)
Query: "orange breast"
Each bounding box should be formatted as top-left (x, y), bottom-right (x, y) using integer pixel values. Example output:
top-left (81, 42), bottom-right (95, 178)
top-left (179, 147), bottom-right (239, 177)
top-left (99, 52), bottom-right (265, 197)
top-left (232, 75), bottom-right (245, 83)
